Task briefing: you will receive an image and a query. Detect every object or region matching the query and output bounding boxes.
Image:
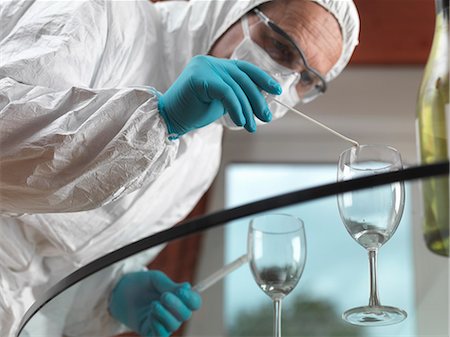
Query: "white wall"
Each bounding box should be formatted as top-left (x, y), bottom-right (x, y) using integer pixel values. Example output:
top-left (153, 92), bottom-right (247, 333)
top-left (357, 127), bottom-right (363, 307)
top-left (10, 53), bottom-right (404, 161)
top-left (220, 66), bottom-right (421, 165)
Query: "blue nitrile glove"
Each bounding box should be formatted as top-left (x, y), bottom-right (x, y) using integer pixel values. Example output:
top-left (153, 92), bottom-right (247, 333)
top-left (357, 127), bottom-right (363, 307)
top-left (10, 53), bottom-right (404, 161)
top-left (108, 270), bottom-right (202, 337)
top-left (158, 55), bottom-right (282, 138)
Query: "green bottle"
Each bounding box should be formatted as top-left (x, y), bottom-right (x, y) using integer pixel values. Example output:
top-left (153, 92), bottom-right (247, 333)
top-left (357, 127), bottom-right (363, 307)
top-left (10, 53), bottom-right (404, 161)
top-left (416, 0), bottom-right (449, 257)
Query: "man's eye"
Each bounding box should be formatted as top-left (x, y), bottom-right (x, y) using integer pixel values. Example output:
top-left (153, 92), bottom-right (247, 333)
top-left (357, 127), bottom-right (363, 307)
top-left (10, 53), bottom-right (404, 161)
top-left (299, 71), bottom-right (314, 85)
top-left (269, 39), bottom-right (295, 63)
top-left (272, 39), bottom-right (289, 53)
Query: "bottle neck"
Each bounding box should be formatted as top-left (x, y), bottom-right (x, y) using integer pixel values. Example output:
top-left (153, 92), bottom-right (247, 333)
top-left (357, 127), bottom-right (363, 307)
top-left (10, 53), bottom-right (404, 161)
top-left (436, 0), bottom-right (449, 19)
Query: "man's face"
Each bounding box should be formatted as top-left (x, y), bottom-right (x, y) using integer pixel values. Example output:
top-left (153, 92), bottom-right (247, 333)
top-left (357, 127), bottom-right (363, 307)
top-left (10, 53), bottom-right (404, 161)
top-left (257, 0), bottom-right (343, 78)
top-left (209, 0), bottom-right (343, 103)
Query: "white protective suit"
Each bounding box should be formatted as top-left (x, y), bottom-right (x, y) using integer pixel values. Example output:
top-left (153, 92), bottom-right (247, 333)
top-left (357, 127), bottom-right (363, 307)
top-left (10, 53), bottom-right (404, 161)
top-left (0, 0), bottom-right (359, 336)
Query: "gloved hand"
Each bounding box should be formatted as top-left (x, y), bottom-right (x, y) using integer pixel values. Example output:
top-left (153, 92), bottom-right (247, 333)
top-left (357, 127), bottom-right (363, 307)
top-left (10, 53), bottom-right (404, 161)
top-left (158, 55), bottom-right (282, 138)
top-left (108, 270), bottom-right (202, 337)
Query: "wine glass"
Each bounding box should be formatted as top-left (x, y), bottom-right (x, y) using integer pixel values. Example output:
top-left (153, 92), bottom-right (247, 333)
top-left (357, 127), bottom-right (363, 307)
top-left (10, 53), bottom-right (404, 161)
top-left (248, 213), bottom-right (307, 337)
top-left (337, 144), bottom-right (407, 326)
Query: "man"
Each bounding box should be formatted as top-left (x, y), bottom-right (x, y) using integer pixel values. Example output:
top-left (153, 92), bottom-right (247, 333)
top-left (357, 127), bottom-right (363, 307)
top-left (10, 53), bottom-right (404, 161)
top-left (0, 0), bottom-right (359, 336)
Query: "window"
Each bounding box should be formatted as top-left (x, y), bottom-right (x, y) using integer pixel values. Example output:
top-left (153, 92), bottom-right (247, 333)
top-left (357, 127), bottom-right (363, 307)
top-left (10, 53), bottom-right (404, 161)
top-left (224, 163), bottom-right (416, 336)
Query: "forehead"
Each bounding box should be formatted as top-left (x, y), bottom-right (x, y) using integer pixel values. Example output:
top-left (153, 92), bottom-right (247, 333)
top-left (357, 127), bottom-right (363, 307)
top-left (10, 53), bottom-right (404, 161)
top-left (259, 0), bottom-right (343, 74)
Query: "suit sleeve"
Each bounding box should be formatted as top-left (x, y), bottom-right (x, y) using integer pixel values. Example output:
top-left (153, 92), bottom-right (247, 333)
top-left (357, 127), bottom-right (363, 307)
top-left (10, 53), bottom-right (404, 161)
top-left (0, 0), bottom-right (177, 213)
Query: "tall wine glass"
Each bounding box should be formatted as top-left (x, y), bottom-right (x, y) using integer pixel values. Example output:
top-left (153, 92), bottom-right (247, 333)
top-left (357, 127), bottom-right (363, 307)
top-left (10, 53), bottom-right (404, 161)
top-left (337, 144), bottom-right (407, 326)
top-left (248, 214), bottom-right (307, 337)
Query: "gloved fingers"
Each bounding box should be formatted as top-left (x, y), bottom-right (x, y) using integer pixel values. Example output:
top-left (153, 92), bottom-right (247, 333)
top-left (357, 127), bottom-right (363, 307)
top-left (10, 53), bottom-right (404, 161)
top-left (150, 320), bottom-right (170, 337)
top-left (147, 270), bottom-right (181, 294)
top-left (175, 284), bottom-right (202, 311)
top-left (234, 60), bottom-right (283, 96)
top-left (202, 77), bottom-right (246, 128)
top-left (219, 71), bottom-right (257, 132)
top-left (227, 66), bottom-right (272, 123)
top-left (161, 292), bottom-right (192, 321)
top-left (150, 301), bottom-right (182, 333)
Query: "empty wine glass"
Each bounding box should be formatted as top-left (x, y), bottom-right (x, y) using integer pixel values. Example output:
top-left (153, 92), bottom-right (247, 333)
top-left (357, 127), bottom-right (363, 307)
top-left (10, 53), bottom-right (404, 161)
top-left (248, 213), bottom-right (307, 337)
top-left (337, 144), bottom-right (407, 326)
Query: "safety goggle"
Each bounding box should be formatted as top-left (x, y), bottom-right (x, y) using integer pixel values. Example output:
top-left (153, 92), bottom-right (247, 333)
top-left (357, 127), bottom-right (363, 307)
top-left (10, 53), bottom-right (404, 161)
top-left (251, 8), bottom-right (327, 103)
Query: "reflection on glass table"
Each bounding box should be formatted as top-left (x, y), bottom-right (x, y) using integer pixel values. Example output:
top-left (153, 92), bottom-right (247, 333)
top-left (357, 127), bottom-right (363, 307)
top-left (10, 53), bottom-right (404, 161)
top-left (248, 214), bottom-right (307, 337)
top-left (16, 162), bottom-right (449, 337)
top-left (219, 163), bottom-right (448, 337)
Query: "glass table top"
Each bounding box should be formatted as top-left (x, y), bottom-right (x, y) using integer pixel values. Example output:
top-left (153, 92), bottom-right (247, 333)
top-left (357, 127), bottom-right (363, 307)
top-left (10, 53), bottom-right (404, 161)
top-left (16, 161), bottom-right (449, 337)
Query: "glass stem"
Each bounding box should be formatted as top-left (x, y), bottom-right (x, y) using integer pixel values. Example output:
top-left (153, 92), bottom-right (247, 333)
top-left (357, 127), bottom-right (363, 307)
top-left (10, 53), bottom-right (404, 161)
top-left (368, 249), bottom-right (381, 306)
top-left (273, 298), bottom-right (282, 337)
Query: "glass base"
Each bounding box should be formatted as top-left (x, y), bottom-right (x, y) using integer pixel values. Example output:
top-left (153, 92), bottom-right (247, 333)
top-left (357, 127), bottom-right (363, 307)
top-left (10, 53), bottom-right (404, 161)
top-left (343, 305), bottom-right (407, 326)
